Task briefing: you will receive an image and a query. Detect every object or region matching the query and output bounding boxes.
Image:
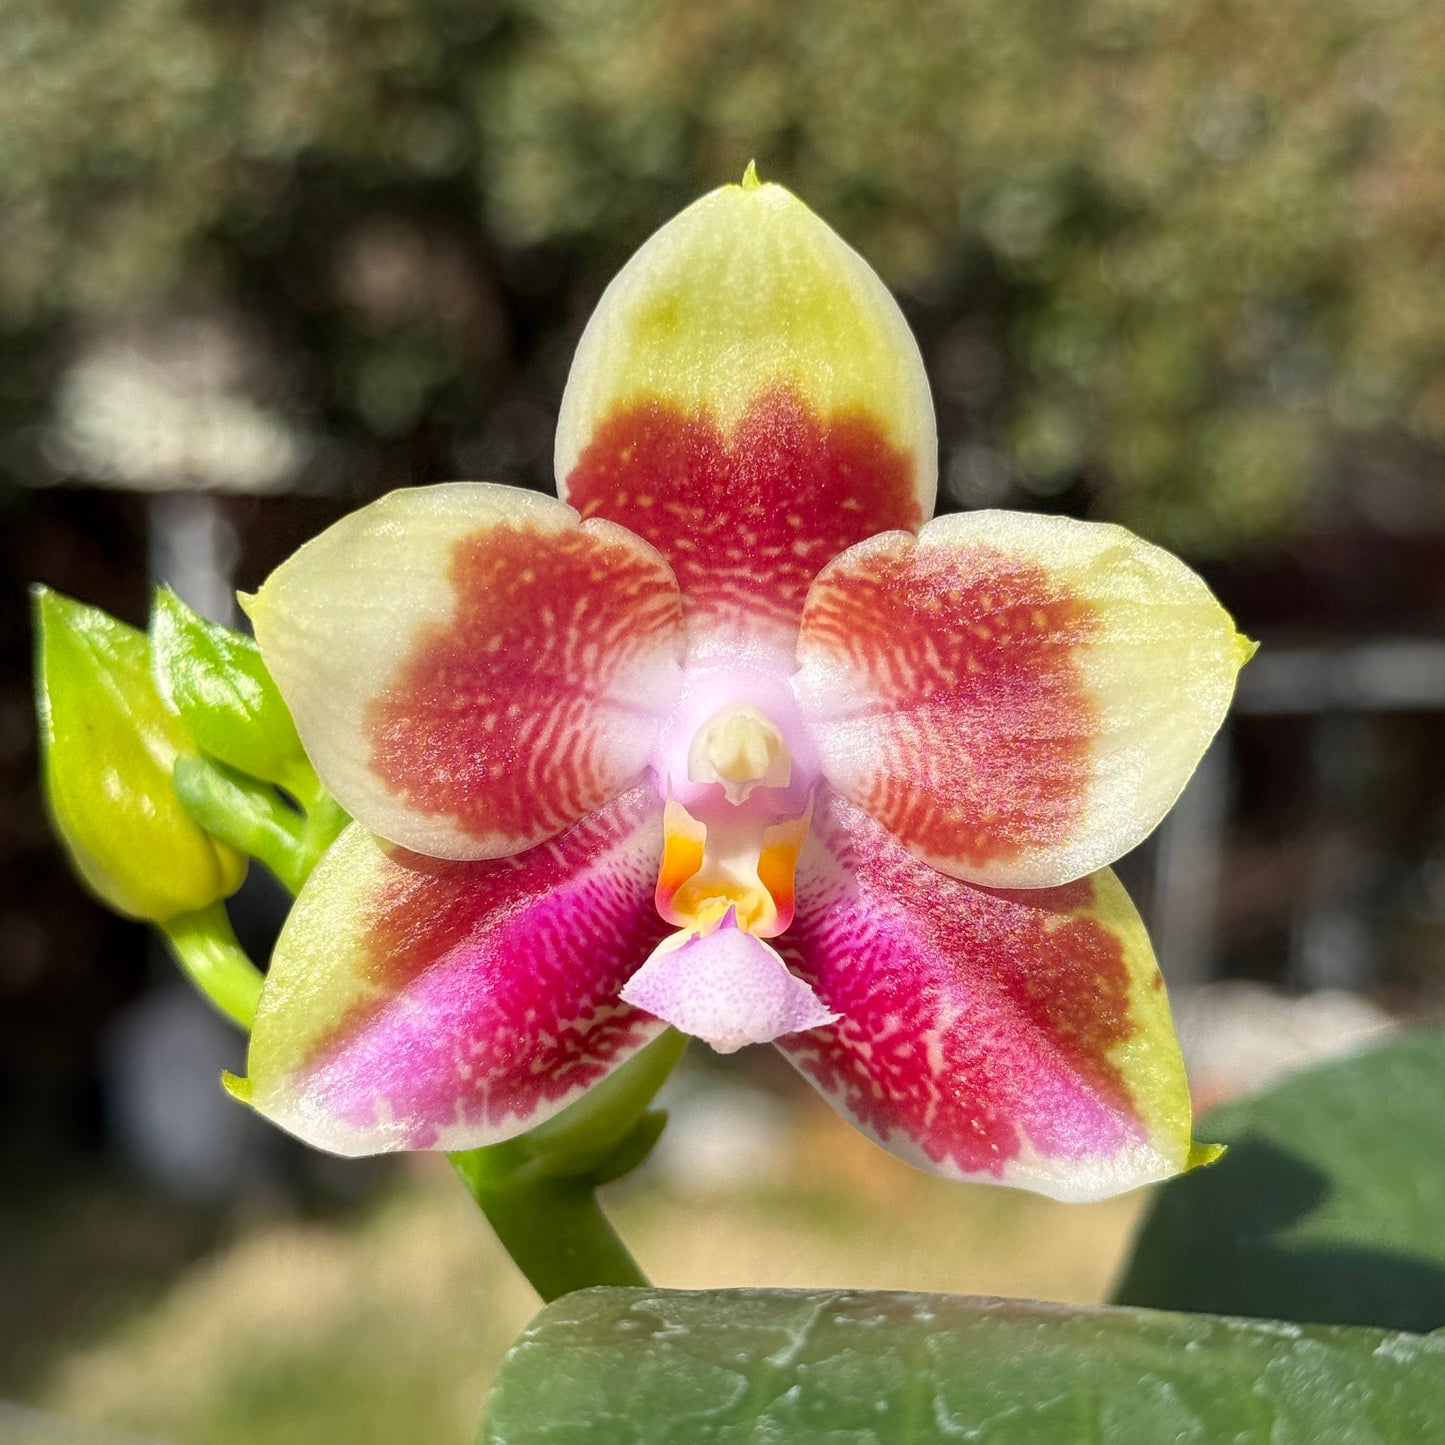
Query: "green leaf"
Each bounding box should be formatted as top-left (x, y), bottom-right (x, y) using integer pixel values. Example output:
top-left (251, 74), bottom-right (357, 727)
top-left (1115, 1025), bottom-right (1445, 1332)
top-left (150, 587), bottom-right (310, 795)
top-left (33, 586), bottom-right (247, 922)
top-left (479, 1287), bottom-right (1445, 1444)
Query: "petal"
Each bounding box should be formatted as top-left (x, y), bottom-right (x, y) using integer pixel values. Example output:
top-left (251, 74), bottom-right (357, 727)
top-left (776, 793), bottom-right (1197, 1202)
top-left (794, 511), bottom-right (1251, 888)
top-left (251, 483), bottom-right (684, 859)
top-left (241, 787), bottom-right (672, 1155)
top-left (556, 174), bottom-right (936, 649)
top-left (620, 911), bottom-right (837, 1055)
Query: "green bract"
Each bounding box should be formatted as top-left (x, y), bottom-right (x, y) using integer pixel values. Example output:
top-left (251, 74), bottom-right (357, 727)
top-left (151, 587), bottom-right (311, 797)
top-left (33, 585), bottom-right (247, 922)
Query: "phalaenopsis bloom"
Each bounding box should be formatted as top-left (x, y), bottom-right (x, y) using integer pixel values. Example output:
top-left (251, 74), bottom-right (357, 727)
top-left (238, 170), bottom-right (1249, 1201)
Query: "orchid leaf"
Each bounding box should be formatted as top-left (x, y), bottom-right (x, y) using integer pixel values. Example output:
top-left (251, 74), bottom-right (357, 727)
top-left (1115, 1023), bottom-right (1445, 1333)
top-left (479, 1287), bottom-right (1445, 1444)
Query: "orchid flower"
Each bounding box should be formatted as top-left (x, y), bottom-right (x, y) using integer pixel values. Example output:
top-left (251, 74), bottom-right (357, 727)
top-left (237, 170), bottom-right (1249, 1203)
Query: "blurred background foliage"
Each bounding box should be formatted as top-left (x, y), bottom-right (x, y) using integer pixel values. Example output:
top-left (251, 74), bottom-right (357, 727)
top-left (5, 0), bottom-right (1445, 552)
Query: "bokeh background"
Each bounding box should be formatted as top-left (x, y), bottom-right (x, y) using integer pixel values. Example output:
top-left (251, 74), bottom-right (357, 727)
top-left (4, 1), bottom-right (1445, 1439)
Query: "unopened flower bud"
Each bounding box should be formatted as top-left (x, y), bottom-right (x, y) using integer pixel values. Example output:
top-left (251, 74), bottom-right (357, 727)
top-left (34, 586), bottom-right (246, 922)
top-left (150, 587), bottom-right (311, 796)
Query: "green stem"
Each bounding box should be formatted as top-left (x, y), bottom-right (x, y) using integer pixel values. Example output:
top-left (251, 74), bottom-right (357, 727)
top-left (295, 789), bottom-right (350, 877)
top-left (451, 1144), bottom-right (648, 1301)
top-left (173, 755), bottom-right (350, 895)
top-left (160, 901), bottom-right (262, 1030)
top-left (449, 1029), bottom-right (687, 1299)
top-left (524, 1028), bottom-right (687, 1164)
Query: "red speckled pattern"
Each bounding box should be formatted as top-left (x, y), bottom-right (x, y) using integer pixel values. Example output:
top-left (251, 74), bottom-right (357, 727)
top-left (563, 385), bottom-right (922, 643)
top-left (798, 536), bottom-right (1100, 872)
top-left (777, 794), bottom-right (1141, 1177)
top-left (302, 788), bottom-right (672, 1147)
top-left (366, 521), bottom-right (682, 848)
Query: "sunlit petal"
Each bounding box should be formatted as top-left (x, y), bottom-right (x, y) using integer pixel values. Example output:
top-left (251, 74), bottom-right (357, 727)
top-left (251, 483), bottom-right (685, 859)
top-left (776, 793), bottom-right (1197, 1201)
top-left (795, 511), bottom-right (1251, 887)
top-left (241, 787), bottom-right (671, 1155)
top-left (556, 172), bottom-right (936, 649)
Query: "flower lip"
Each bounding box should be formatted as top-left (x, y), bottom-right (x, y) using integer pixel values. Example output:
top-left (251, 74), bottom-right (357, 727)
top-left (619, 907), bottom-right (838, 1055)
top-left (656, 799), bottom-right (810, 939)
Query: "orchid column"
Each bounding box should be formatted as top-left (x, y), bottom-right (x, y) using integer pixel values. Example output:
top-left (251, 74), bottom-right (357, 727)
top-left (234, 168), bottom-right (1248, 1289)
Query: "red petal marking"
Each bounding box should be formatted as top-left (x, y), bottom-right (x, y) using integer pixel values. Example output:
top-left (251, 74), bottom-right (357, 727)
top-left (778, 795), bottom-right (1141, 1177)
top-left (366, 521), bottom-right (682, 847)
top-left (563, 385), bottom-right (921, 642)
top-left (302, 788), bottom-right (672, 1147)
top-left (799, 536), bottom-right (1101, 872)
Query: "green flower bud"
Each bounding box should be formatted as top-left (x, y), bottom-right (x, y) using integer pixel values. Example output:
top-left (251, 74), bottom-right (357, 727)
top-left (150, 587), bottom-right (311, 796)
top-left (172, 752), bottom-right (310, 896)
top-left (34, 586), bottom-right (247, 922)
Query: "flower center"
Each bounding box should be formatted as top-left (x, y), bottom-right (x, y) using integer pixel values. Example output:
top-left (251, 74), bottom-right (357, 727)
top-left (687, 701), bottom-right (791, 803)
top-left (625, 684), bottom-right (833, 1053)
top-left (646, 669), bottom-right (814, 926)
top-left (656, 797), bottom-right (810, 938)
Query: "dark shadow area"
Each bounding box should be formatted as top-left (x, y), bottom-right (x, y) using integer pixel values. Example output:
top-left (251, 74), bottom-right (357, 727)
top-left (1115, 1136), bottom-right (1445, 1334)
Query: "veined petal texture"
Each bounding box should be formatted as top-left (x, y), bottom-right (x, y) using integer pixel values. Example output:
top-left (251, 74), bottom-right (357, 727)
top-left (777, 794), bottom-right (1197, 1201)
top-left (556, 175), bottom-right (936, 649)
top-left (243, 787), bottom-right (671, 1155)
top-left (250, 483), bottom-right (685, 859)
top-left (795, 511), bottom-right (1251, 887)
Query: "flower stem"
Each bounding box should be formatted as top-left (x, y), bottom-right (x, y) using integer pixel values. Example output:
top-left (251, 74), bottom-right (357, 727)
top-left (159, 901), bottom-right (262, 1030)
top-left (448, 1029), bottom-right (687, 1300)
top-left (450, 1144), bottom-right (649, 1300)
top-left (295, 789), bottom-right (350, 877)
